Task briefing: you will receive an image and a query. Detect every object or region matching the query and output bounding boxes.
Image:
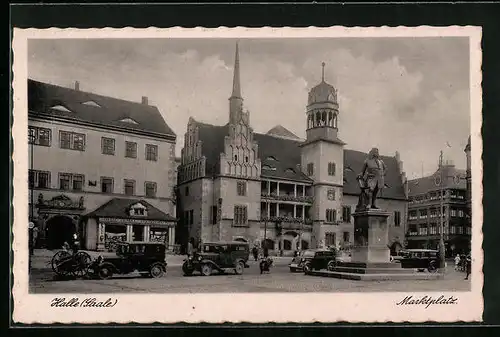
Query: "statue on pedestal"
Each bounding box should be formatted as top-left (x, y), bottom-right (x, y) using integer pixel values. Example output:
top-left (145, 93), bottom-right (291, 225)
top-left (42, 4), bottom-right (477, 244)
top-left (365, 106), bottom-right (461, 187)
top-left (356, 147), bottom-right (387, 210)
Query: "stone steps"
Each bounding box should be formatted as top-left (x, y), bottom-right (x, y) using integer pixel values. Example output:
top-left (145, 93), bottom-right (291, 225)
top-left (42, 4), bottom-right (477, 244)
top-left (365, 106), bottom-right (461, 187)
top-left (332, 266), bottom-right (411, 274)
top-left (307, 270), bottom-right (443, 281)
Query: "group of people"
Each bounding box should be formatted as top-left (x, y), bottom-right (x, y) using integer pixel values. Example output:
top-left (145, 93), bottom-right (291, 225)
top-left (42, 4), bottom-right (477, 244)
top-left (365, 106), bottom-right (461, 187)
top-left (454, 253), bottom-right (472, 280)
top-left (251, 245), bottom-right (269, 261)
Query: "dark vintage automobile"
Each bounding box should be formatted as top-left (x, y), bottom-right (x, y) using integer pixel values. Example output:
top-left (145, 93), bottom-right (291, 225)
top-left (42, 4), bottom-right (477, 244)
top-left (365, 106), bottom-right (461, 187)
top-left (399, 249), bottom-right (440, 272)
top-left (91, 242), bottom-right (167, 279)
top-left (289, 249), bottom-right (337, 273)
top-left (182, 241), bottom-right (250, 276)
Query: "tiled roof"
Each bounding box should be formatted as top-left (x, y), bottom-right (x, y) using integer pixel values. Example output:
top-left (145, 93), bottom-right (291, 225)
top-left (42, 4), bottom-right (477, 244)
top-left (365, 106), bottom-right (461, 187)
top-left (28, 79), bottom-right (176, 139)
top-left (195, 121), bottom-right (407, 200)
top-left (407, 165), bottom-right (466, 196)
top-left (84, 198), bottom-right (176, 222)
top-left (265, 125), bottom-right (302, 140)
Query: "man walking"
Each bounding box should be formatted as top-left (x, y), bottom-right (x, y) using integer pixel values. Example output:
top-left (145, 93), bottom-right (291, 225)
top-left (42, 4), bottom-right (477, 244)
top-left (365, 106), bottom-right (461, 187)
top-left (464, 254), bottom-right (472, 280)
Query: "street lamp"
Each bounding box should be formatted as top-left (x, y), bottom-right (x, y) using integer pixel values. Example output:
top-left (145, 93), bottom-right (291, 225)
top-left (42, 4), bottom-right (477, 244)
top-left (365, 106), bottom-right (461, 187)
top-left (438, 150), bottom-right (446, 271)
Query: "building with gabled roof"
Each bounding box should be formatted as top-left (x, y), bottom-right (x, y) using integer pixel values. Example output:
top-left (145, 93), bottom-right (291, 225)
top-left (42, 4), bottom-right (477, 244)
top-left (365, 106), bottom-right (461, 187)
top-left (28, 79), bottom-right (177, 251)
top-left (406, 158), bottom-right (470, 256)
top-left (176, 44), bottom-right (408, 255)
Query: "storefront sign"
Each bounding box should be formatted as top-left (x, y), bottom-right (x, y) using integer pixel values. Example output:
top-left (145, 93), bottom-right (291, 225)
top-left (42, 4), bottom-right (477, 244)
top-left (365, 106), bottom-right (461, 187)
top-left (100, 217), bottom-right (174, 226)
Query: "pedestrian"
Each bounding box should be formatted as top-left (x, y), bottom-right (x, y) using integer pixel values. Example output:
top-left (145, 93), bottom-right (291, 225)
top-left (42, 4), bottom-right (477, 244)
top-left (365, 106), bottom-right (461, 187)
top-left (187, 237), bottom-right (194, 257)
top-left (454, 254), bottom-right (461, 271)
top-left (464, 254), bottom-right (472, 280)
top-left (252, 246), bottom-right (258, 261)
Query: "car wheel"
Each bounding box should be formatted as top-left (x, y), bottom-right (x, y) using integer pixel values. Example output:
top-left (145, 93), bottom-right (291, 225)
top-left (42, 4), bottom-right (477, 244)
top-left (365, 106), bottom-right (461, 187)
top-left (182, 262), bottom-right (194, 276)
top-left (327, 260), bottom-right (337, 271)
top-left (201, 264), bottom-right (212, 276)
top-left (235, 261), bottom-right (244, 275)
top-left (98, 265), bottom-right (113, 280)
top-left (303, 263), bottom-right (312, 273)
top-left (150, 263), bottom-right (165, 278)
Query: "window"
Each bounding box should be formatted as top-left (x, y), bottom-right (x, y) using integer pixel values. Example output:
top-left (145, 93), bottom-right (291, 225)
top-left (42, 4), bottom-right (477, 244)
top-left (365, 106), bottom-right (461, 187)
top-left (28, 170), bottom-right (50, 188)
top-left (145, 144), bottom-right (158, 161)
top-left (58, 173), bottom-right (83, 191)
top-left (211, 205), bottom-right (218, 224)
top-left (342, 206), bottom-right (351, 223)
top-left (125, 141), bottom-right (137, 158)
top-left (185, 186), bottom-right (189, 196)
top-left (59, 131), bottom-right (85, 151)
top-left (237, 181), bottom-right (247, 196)
top-left (307, 163), bottom-right (314, 176)
top-left (234, 155), bottom-right (238, 161)
top-left (343, 231), bottom-right (350, 243)
top-left (458, 210), bottom-right (464, 218)
top-left (72, 174), bottom-right (84, 191)
top-left (28, 126), bottom-right (51, 146)
top-left (429, 226), bottom-right (438, 235)
top-left (408, 210), bottom-right (418, 220)
top-left (101, 137), bottom-right (115, 155)
top-left (326, 209), bottom-right (337, 223)
top-left (145, 181), bottom-right (157, 197)
top-left (394, 211), bottom-right (401, 227)
top-left (124, 179), bottom-right (135, 195)
top-left (328, 162), bottom-right (336, 176)
top-left (419, 209), bottom-right (427, 219)
top-left (325, 233), bottom-right (336, 246)
top-left (234, 205), bottom-right (248, 226)
top-left (450, 208), bottom-right (457, 217)
top-left (101, 177), bottom-right (114, 193)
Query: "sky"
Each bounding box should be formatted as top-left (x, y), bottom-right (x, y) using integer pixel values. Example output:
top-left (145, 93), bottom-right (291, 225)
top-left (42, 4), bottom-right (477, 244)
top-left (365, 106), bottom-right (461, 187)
top-left (28, 37), bottom-right (471, 179)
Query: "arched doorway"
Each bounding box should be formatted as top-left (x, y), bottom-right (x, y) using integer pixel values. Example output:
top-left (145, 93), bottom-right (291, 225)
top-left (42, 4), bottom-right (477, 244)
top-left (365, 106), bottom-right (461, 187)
top-left (45, 215), bottom-right (76, 250)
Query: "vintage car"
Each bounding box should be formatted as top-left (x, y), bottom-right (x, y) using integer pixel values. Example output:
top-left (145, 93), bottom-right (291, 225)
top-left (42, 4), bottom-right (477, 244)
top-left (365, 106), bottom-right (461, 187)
top-left (182, 241), bottom-right (250, 276)
top-left (289, 249), bottom-right (337, 273)
top-left (399, 249), bottom-right (440, 272)
top-left (90, 242), bottom-right (167, 279)
top-left (390, 250), bottom-right (408, 263)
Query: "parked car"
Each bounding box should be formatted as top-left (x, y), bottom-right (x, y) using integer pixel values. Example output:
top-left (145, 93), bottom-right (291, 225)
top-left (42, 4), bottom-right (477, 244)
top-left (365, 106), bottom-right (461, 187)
top-left (399, 249), bottom-right (440, 272)
top-left (91, 242), bottom-right (167, 279)
top-left (182, 241), bottom-right (250, 276)
top-left (289, 249), bottom-right (337, 273)
top-left (390, 250), bottom-right (408, 263)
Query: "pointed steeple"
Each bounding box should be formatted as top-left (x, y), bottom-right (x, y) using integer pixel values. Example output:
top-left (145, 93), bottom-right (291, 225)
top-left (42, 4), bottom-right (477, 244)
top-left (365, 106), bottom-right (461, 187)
top-left (321, 62), bottom-right (326, 82)
top-left (231, 42), bottom-right (242, 99)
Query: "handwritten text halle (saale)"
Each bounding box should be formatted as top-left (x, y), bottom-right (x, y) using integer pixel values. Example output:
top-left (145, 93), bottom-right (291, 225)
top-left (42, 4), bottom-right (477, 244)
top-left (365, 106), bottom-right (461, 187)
top-left (51, 297), bottom-right (118, 308)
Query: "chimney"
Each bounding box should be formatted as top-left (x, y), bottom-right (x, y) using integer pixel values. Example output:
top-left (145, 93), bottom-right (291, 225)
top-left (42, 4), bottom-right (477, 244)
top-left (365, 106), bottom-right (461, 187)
top-left (142, 96), bottom-right (148, 105)
top-left (74, 81), bottom-right (80, 91)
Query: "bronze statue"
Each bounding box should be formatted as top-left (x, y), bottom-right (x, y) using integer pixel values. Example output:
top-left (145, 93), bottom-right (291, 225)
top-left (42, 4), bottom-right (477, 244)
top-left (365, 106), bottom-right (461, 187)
top-left (356, 147), bottom-right (387, 210)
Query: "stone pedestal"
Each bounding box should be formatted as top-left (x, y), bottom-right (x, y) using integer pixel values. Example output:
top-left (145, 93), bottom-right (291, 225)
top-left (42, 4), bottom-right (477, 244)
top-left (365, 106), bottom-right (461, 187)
top-left (352, 209), bottom-right (391, 264)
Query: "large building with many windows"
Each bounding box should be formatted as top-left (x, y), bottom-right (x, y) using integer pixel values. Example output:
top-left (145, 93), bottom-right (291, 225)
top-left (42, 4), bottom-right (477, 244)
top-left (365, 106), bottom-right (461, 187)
top-left (405, 160), bottom-right (470, 256)
top-left (28, 79), bottom-right (177, 251)
top-left (176, 44), bottom-right (408, 255)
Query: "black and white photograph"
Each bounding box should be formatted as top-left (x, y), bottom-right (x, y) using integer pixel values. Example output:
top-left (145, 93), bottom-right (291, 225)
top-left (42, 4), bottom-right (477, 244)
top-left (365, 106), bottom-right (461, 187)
top-left (12, 27), bottom-right (483, 323)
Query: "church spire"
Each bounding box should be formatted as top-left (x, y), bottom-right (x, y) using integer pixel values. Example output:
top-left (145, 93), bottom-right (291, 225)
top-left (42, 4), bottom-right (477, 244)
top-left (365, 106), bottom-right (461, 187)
top-left (231, 42), bottom-right (242, 99)
top-left (321, 62), bottom-right (326, 82)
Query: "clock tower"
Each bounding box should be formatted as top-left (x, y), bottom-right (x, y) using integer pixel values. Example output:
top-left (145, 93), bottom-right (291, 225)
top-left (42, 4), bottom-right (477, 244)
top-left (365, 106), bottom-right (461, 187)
top-left (300, 63), bottom-right (346, 248)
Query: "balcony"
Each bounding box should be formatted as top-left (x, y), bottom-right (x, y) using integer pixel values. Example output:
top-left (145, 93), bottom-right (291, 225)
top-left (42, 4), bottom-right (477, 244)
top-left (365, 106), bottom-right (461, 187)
top-left (260, 216), bottom-right (313, 230)
top-left (261, 192), bottom-right (313, 204)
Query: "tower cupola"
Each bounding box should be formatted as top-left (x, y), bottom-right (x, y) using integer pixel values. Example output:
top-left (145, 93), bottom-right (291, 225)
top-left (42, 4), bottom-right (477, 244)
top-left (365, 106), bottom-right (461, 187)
top-left (305, 63), bottom-right (343, 144)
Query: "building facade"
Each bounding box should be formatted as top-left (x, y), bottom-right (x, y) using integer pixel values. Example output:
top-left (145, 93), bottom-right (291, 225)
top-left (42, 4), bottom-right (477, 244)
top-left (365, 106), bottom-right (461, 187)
top-left (406, 160), bottom-right (470, 256)
top-left (28, 79), bottom-right (177, 251)
top-left (176, 44), bottom-right (408, 255)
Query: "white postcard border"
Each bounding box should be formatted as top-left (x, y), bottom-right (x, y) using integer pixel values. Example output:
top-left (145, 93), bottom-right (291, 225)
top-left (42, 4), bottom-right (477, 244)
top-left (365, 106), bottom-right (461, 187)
top-left (11, 26), bottom-right (483, 324)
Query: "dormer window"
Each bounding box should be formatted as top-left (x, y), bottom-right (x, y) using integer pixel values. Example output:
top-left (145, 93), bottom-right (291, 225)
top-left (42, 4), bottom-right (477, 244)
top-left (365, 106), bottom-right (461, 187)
top-left (118, 118), bottom-right (139, 125)
top-left (129, 202), bottom-right (148, 217)
top-left (82, 100), bottom-right (101, 108)
top-left (51, 105), bottom-right (72, 113)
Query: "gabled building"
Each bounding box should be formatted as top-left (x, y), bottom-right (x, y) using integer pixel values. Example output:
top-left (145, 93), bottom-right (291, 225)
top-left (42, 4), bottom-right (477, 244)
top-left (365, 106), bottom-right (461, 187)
top-left (28, 79), bottom-right (177, 251)
top-left (176, 44), bottom-right (408, 255)
top-left (406, 160), bottom-right (470, 256)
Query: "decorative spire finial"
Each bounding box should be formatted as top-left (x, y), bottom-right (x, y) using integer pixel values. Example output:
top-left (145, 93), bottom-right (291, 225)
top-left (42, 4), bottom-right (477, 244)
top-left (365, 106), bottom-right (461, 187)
top-left (321, 62), bottom-right (326, 82)
top-left (231, 42), bottom-right (242, 99)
